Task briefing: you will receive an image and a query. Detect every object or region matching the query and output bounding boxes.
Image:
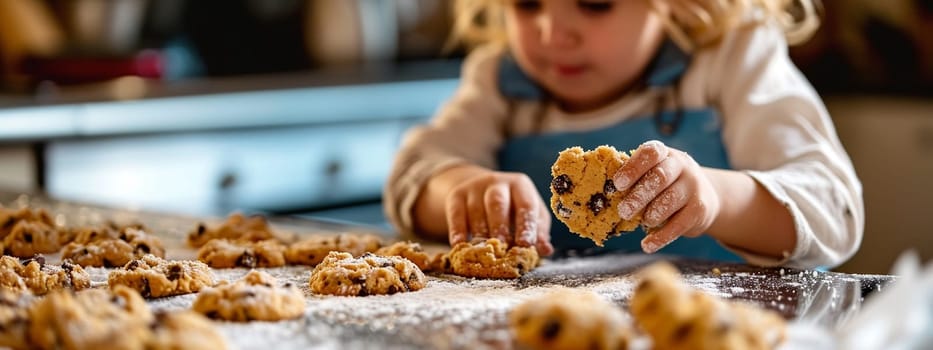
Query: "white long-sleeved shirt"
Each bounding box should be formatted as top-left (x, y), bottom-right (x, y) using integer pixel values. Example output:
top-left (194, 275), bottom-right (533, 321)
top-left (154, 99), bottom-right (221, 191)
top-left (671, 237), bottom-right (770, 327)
top-left (384, 22), bottom-right (864, 269)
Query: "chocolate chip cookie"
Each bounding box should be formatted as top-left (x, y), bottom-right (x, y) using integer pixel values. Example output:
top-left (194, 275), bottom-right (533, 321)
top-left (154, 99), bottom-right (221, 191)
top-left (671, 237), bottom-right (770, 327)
top-left (550, 146), bottom-right (642, 246)
top-left (147, 310), bottom-right (229, 349)
top-left (285, 233), bottom-right (382, 266)
top-left (309, 251), bottom-right (426, 296)
top-left (193, 270), bottom-right (305, 321)
top-left (61, 227), bottom-right (165, 267)
top-left (0, 255), bottom-right (90, 295)
top-left (187, 212), bottom-right (276, 248)
top-left (0, 290), bottom-right (32, 350)
top-left (0, 207), bottom-right (72, 257)
top-left (108, 254), bottom-right (215, 298)
top-left (446, 238), bottom-right (539, 279)
top-left (375, 241), bottom-right (431, 271)
top-left (197, 239), bottom-right (286, 268)
top-left (630, 262), bottom-right (786, 350)
top-left (510, 289), bottom-right (632, 350)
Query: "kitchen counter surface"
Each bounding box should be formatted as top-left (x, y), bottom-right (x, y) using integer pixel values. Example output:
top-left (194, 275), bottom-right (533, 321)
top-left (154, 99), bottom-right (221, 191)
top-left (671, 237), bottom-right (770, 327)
top-left (1, 192), bottom-right (896, 349)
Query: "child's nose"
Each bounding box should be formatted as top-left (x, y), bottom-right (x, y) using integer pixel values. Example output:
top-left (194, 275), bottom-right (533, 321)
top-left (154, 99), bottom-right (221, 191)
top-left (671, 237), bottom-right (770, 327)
top-left (536, 14), bottom-right (579, 48)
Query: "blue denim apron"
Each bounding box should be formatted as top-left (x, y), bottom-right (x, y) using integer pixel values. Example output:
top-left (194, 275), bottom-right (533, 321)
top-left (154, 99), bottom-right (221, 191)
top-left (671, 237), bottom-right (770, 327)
top-left (496, 41), bottom-right (742, 262)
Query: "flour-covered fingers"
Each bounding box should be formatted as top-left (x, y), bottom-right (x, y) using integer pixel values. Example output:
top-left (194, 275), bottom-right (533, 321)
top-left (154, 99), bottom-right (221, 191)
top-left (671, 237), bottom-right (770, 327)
top-left (484, 182), bottom-right (512, 244)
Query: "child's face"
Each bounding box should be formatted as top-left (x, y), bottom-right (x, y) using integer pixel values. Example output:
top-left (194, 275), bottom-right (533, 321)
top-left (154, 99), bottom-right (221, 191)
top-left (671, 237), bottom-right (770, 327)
top-left (503, 0), bottom-right (665, 112)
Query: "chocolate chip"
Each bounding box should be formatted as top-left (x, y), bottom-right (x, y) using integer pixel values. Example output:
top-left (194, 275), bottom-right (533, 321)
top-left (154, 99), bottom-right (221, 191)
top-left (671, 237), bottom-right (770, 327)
top-left (20, 254), bottom-right (45, 266)
top-left (551, 174), bottom-right (573, 194)
top-left (516, 263), bottom-right (525, 273)
top-left (237, 252), bottom-right (257, 268)
top-left (603, 179), bottom-right (616, 195)
top-left (672, 323), bottom-right (693, 342)
top-left (135, 244), bottom-right (150, 254)
top-left (126, 260), bottom-right (141, 270)
top-left (242, 291), bottom-right (256, 298)
top-left (22, 232), bottom-right (32, 243)
top-left (587, 193), bottom-right (609, 215)
top-left (358, 286), bottom-right (369, 297)
top-left (141, 279), bottom-right (152, 298)
top-left (573, 201), bottom-right (581, 206)
top-left (110, 295), bottom-right (126, 308)
top-left (166, 264), bottom-right (184, 280)
top-left (196, 224), bottom-right (206, 235)
top-left (61, 261), bottom-right (75, 272)
top-left (541, 319), bottom-right (562, 340)
top-left (284, 283), bottom-right (293, 288)
top-left (556, 202), bottom-right (572, 218)
top-left (205, 311), bottom-right (220, 319)
top-left (387, 285), bottom-right (398, 294)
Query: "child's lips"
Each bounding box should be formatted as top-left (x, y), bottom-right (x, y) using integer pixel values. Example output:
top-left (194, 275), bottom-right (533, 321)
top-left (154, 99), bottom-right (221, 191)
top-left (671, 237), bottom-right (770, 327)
top-left (553, 64), bottom-right (587, 76)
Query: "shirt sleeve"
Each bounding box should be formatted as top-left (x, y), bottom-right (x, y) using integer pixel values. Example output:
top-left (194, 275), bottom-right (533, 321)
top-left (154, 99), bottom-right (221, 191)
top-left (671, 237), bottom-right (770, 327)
top-left (383, 45), bottom-right (511, 239)
top-left (709, 23), bottom-right (864, 269)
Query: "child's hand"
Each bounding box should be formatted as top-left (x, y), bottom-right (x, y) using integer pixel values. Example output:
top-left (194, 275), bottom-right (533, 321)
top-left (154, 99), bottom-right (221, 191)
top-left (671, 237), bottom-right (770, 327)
top-left (445, 170), bottom-right (555, 256)
top-left (612, 141), bottom-right (721, 254)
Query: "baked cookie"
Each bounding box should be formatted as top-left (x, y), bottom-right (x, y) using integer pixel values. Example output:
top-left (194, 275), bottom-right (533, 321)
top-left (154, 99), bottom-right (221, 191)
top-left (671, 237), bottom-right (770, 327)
top-left (285, 233), bottom-right (382, 266)
top-left (0, 207), bottom-right (55, 239)
top-left (510, 289), bottom-right (632, 350)
top-left (147, 310), bottom-right (229, 349)
top-left (26, 285), bottom-right (227, 350)
top-left (197, 239), bottom-right (286, 268)
top-left (550, 146), bottom-right (642, 246)
top-left (27, 286), bottom-right (153, 350)
top-left (61, 227), bottom-right (165, 267)
top-left (446, 238), bottom-right (539, 279)
top-left (187, 212), bottom-right (276, 248)
top-left (1, 220), bottom-right (72, 258)
top-left (375, 241), bottom-right (431, 271)
top-left (309, 251), bottom-right (426, 296)
top-left (0, 290), bottom-right (32, 350)
top-left (193, 270), bottom-right (305, 321)
top-left (108, 254), bottom-right (215, 298)
top-left (630, 262), bottom-right (786, 350)
top-left (0, 255), bottom-right (90, 295)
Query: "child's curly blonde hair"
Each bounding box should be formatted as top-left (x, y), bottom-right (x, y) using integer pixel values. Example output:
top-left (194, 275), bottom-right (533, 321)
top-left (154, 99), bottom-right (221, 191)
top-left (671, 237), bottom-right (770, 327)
top-left (449, 0), bottom-right (820, 52)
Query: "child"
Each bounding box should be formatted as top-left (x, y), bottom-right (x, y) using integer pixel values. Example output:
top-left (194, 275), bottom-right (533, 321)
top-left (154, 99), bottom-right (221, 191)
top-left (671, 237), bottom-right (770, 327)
top-left (384, 0), bottom-right (863, 269)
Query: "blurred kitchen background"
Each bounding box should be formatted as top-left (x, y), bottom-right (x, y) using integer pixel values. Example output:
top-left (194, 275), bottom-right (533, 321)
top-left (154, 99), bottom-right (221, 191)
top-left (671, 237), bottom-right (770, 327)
top-left (0, 0), bottom-right (930, 274)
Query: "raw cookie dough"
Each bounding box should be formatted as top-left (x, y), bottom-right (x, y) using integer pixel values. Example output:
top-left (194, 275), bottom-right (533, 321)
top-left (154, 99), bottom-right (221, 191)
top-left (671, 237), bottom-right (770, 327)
top-left (0, 207), bottom-right (71, 257)
top-left (187, 213), bottom-right (276, 248)
top-left (285, 233), bottom-right (382, 266)
top-left (549, 146), bottom-right (642, 246)
top-left (197, 239), bottom-right (286, 268)
top-left (193, 270), bottom-right (305, 321)
top-left (510, 289), bottom-right (632, 350)
top-left (375, 241), bottom-right (431, 271)
top-left (0, 255), bottom-right (90, 295)
top-left (309, 251), bottom-right (426, 296)
top-left (630, 262), bottom-right (786, 350)
top-left (446, 238), bottom-right (539, 279)
top-left (108, 254), bottom-right (215, 298)
top-left (61, 226), bottom-right (165, 267)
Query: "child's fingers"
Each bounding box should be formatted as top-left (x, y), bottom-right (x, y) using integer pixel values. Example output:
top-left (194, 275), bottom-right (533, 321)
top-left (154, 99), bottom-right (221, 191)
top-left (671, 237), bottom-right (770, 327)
top-left (484, 183), bottom-right (512, 244)
top-left (445, 191), bottom-right (469, 245)
top-left (466, 190), bottom-right (490, 240)
top-left (613, 140), bottom-right (669, 192)
top-left (510, 185), bottom-right (540, 248)
top-left (641, 202), bottom-right (701, 253)
top-left (642, 178), bottom-right (689, 227)
top-left (618, 155), bottom-right (682, 220)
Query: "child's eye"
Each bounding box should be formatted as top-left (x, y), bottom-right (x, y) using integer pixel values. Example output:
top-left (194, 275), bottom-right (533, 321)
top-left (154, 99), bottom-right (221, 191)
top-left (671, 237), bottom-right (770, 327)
top-left (578, 0), bottom-right (613, 13)
top-left (513, 0), bottom-right (542, 12)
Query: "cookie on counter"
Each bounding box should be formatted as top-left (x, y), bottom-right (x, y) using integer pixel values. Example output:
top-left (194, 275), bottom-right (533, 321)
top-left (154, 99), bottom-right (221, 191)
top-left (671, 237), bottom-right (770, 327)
top-left (0, 290), bottom-right (32, 350)
top-left (446, 238), bottom-right (539, 279)
top-left (375, 241), bottom-right (431, 271)
top-left (197, 239), bottom-right (286, 268)
top-left (0, 255), bottom-right (90, 296)
top-left (187, 212), bottom-right (276, 248)
top-left (285, 233), bottom-right (382, 266)
top-left (0, 207), bottom-right (72, 257)
top-left (27, 285), bottom-right (227, 350)
top-left (61, 226), bottom-right (165, 267)
top-left (549, 146), bottom-right (642, 246)
top-left (193, 270), bottom-right (305, 322)
top-left (108, 254), bottom-right (215, 298)
top-left (509, 289), bottom-right (632, 350)
top-left (630, 262), bottom-right (786, 350)
top-left (309, 251), bottom-right (426, 296)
